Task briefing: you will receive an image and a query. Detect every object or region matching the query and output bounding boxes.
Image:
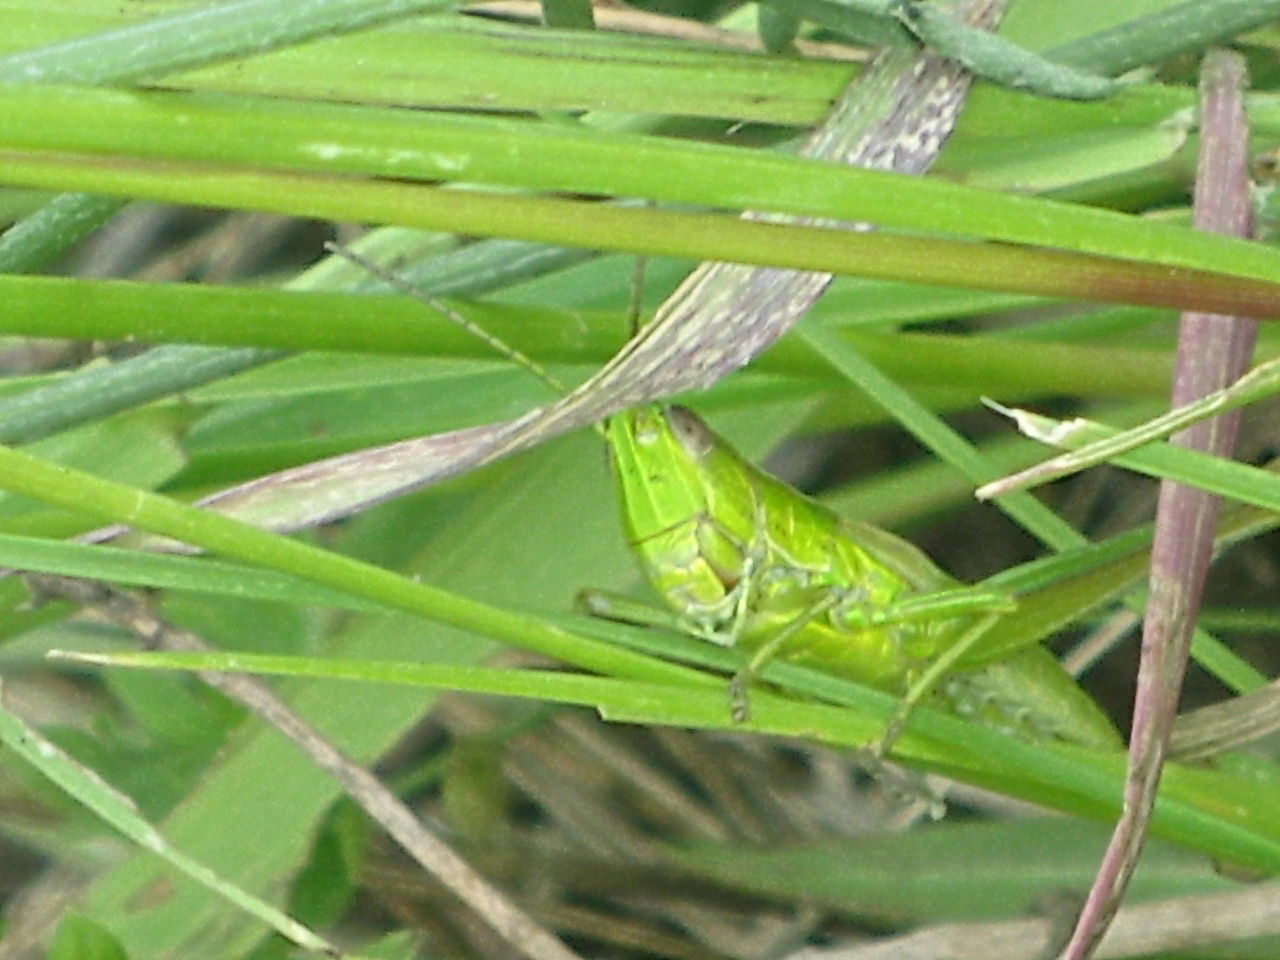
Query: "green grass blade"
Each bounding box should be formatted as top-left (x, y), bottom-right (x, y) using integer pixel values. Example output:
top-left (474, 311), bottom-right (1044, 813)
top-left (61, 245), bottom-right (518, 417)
top-left (55, 646), bottom-right (1280, 876)
top-left (0, 700), bottom-right (334, 954)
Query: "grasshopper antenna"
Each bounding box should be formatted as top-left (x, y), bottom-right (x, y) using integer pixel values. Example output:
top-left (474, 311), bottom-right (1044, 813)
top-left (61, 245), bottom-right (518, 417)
top-left (626, 254), bottom-right (647, 338)
top-left (322, 240), bottom-right (571, 399)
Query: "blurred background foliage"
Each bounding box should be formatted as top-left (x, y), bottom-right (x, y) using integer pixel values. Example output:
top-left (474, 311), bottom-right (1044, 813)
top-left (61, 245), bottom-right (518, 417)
top-left (5, 1), bottom-right (1280, 959)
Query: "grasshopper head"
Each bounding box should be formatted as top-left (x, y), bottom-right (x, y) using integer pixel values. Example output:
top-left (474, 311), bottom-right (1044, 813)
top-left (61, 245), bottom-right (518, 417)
top-left (605, 405), bottom-right (757, 618)
top-left (604, 405), bottom-right (752, 530)
top-left (604, 405), bottom-right (714, 539)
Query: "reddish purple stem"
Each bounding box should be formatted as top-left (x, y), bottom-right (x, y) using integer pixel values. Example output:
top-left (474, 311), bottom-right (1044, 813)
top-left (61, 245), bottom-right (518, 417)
top-left (1060, 47), bottom-right (1258, 960)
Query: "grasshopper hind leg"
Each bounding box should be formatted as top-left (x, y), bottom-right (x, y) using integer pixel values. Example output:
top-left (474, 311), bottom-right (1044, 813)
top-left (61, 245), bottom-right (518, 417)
top-left (869, 610), bottom-right (1005, 758)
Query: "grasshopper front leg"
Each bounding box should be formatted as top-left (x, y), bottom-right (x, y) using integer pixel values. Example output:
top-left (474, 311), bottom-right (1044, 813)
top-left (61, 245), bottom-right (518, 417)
top-left (729, 589), bottom-right (842, 722)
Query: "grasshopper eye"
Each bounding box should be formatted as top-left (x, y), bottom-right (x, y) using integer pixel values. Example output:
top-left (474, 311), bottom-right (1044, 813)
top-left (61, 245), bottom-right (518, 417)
top-left (666, 406), bottom-right (716, 460)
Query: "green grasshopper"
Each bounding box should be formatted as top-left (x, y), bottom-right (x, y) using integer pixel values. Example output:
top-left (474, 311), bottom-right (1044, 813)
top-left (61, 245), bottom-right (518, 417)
top-left (603, 404), bottom-right (1122, 750)
top-left (329, 246), bottom-right (1119, 751)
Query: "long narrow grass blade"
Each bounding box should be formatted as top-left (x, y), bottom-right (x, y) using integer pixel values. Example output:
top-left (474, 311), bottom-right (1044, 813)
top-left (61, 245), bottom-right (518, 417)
top-left (978, 409), bottom-right (1280, 515)
top-left (0, 696), bottom-right (336, 955)
top-left (102, 0), bottom-right (1008, 542)
top-left (977, 356), bottom-right (1280, 498)
top-left (30, 576), bottom-right (585, 960)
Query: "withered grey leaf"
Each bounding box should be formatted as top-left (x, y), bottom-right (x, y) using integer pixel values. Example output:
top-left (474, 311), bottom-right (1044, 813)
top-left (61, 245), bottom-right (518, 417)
top-left (104, 0), bottom-right (1005, 546)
